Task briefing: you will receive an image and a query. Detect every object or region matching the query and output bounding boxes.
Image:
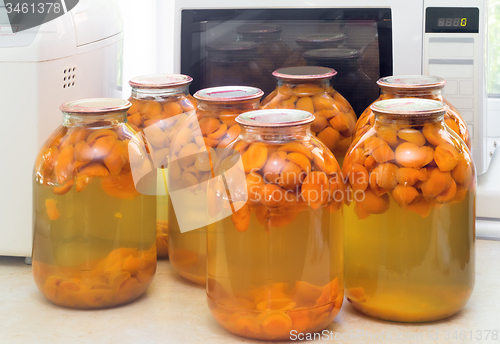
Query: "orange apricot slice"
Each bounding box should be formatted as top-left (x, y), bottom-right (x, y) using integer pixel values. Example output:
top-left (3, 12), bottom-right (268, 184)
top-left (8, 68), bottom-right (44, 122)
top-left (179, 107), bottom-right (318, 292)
top-left (395, 142), bottom-right (433, 168)
top-left (75, 174), bottom-right (92, 192)
top-left (231, 203), bottom-right (251, 232)
top-left (372, 163), bottom-right (399, 190)
top-left (422, 122), bottom-right (446, 146)
top-left (233, 316), bottom-right (261, 336)
top-left (317, 127), bottom-right (340, 151)
top-left (140, 101), bottom-right (163, 119)
top-left (199, 117), bottom-right (221, 136)
top-left (127, 112), bottom-right (142, 127)
top-left (453, 185), bottom-right (468, 203)
top-left (52, 179), bottom-right (74, 195)
top-left (392, 185), bottom-right (419, 206)
top-left (348, 164), bottom-right (369, 192)
top-left (292, 84), bottom-right (324, 96)
top-left (397, 128), bottom-right (426, 146)
top-left (208, 123), bottom-right (228, 140)
top-left (315, 108), bottom-right (341, 119)
top-left (329, 113), bottom-right (352, 132)
top-left (435, 179), bottom-right (457, 203)
top-left (359, 188), bottom-right (390, 214)
top-left (79, 163), bottom-right (109, 177)
top-left (363, 137), bottom-right (386, 155)
top-left (372, 144), bottom-right (395, 163)
top-left (301, 171), bottom-right (329, 209)
top-left (246, 172), bottom-right (265, 202)
top-left (312, 94), bottom-right (335, 111)
top-left (396, 167), bottom-right (427, 186)
top-left (369, 172), bottom-right (388, 197)
top-left (434, 143), bottom-right (460, 172)
top-left (163, 101), bottom-right (183, 117)
top-left (242, 143), bottom-right (268, 173)
top-left (259, 312), bottom-right (293, 339)
top-left (277, 142), bottom-right (313, 160)
top-left (364, 155), bottom-right (377, 172)
top-left (263, 151), bottom-right (287, 183)
top-left (74, 141), bottom-right (94, 162)
top-left (54, 145), bottom-right (74, 184)
top-left (101, 171), bottom-right (138, 200)
top-left (347, 287), bottom-right (367, 302)
top-left (295, 96), bottom-right (314, 113)
top-left (279, 95), bottom-right (298, 109)
top-left (406, 196), bottom-right (433, 217)
top-left (310, 116), bottom-right (328, 133)
top-left (293, 281), bottom-right (323, 306)
top-left (41, 147), bottom-right (60, 173)
top-left (278, 161), bottom-right (304, 190)
top-left (225, 124), bottom-right (241, 142)
top-left (260, 184), bottom-right (287, 208)
top-left (451, 156), bottom-right (473, 185)
top-left (128, 98), bottom-right (140, 114)
top-left (219, 112), bottom-right (239, 127)
top-left (377, 126), bottom-right (399, 147)
top-left (92, 136), bottom-right (117, 159)
top-left (86, 129), bottom-right (118, 146)
top-left (104, 142), bottom-right (127, 175)
top-left (343, 147), bottom-right (366, 172)
top-left (287, 152), bottom-right (311, 174)
top-left (45, 199), bottom-right (60, 220)
top-left (421, 168), bottom-right (453, 199)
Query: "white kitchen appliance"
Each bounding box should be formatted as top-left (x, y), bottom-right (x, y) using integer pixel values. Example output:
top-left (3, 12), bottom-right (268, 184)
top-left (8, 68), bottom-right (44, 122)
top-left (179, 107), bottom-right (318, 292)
top-left (0, 0), bottom-right (123, 257)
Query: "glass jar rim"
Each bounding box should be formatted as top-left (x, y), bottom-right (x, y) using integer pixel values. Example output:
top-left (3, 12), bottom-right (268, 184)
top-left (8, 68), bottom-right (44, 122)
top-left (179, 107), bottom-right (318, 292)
top-left (60, 98), bottom-right (131, 115)
top-left (206, 41), bottom-right (259, 52)
top-left (236, 109), bottom-right (314, 127)
top-left (129, 74), bottom-right (192, 89)
top-left (272, 66), bottom-right (337, 80)
top-left (377, 75), bottom-right (446, 90)
top-left (236, 23), bottom-right (283, 35)
top-left (302, 48), bottom-right (361, 61)
top-left (194, 86), bottom-right (263, 103)
top-left (295, 33), bottom-right (347, 44)
top-left (371, 98), bottom-right (448, 117)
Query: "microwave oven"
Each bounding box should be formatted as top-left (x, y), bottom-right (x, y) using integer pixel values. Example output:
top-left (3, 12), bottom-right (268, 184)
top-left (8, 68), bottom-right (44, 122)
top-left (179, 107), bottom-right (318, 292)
top-left (159, 0), bottom-right (489, 174)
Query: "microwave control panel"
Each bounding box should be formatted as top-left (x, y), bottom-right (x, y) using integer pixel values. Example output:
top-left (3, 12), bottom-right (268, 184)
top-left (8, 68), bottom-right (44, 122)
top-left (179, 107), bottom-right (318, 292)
top-left (423, 3), bottom-right (486, 174)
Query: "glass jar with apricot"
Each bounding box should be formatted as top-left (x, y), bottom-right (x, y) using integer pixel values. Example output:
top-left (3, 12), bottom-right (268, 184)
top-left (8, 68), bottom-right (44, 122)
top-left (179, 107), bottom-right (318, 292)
top-left (128, 74), bottom-right (197, 259)
top-left (206, 109), bottom-right (344, 340)
top-left (32, 99), bottom-right (156, 309)
top-left (168, 86), bottom-right (263, 285)
top-left (343, 98), bottom-right (475, 322)
top-left (354, 75), bottom-right (471, 150)
top-left (261, 66), bottom-right (356, 166)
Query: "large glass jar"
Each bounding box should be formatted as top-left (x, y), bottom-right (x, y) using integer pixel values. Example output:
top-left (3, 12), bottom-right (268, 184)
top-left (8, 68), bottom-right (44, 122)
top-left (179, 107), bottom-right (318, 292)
top-left (343, 98), bottom-right (475, 322)
top-left (206, 42), bottom-right (263, 90)
top-left (236, 24), bottom-right (293, 95)
top-left (206, 109), bottom-right (344, 340)
top-left (354, 75), bottom-right (472, 150)
top-left (168, 86), bottom-right (264, 285)
top-left (303, 48), bottom-right (379, 116)
top-left (32, 99), bottom-right (156, 309)
top-left (127, 74), bottom-right (197, 259)
top-left (284, 33), bottom-right (347, 68)
top-left (261, 66), bottom-right (356, 166)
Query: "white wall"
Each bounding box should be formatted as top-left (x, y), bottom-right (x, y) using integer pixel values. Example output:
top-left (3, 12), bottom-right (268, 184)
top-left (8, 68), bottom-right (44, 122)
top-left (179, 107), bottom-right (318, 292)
top-left (117, 0), bottom-right (160, 96)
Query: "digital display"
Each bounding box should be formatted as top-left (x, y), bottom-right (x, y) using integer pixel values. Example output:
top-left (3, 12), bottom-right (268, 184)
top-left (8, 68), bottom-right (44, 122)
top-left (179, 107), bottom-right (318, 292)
top-left (426, 7), bottom-right (479, 33)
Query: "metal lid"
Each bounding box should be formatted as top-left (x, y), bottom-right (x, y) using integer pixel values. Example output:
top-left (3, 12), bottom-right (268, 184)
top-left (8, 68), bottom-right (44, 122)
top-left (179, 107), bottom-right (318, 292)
top-left (60, 98), bottom-right (131, 114)
top-left (194, 86), bottom-right (264, 103)
top-left (296, 33), bottom-right (347, 46)
top-left (236, 109), bottom-right (314, 127)
top-left (236, 24), bottom-right (283, 35)
top-left (129, 74), bottom-right (192, 89)
top-left (371, 98), bottom-right (448, 117)
top-left (303, 48), bottom-right (361, 60)
top-left (272, 66), bottom-right (337, 80)
top-left (206, 41), bottom-right (259, 52)
top-left (377, 75), bottom-right (446, 90)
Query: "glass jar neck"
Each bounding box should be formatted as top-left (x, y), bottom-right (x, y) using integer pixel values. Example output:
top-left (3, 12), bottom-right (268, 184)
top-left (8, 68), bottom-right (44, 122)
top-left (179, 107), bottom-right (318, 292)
top-left (197, 99), bottom-right (260, 114)
top-left (63, 111), bottom-right (127, 128)
top-left (277, 78), bottom-right (330, 89)
top-left (380, 88), bottom-right (444, 101)
top-left (240, 124), bottom-right (311, 142)
top-left (131, 85), bottom-right (190, 101)
top-left (237, 32), bottom-right (281, 42)
top-left (374, 113), bottom-right (445, 126)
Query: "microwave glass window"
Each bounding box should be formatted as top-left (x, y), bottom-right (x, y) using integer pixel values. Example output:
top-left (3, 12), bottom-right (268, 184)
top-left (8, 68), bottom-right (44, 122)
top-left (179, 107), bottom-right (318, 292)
top-left (181, 9), bottom-right (392, 117)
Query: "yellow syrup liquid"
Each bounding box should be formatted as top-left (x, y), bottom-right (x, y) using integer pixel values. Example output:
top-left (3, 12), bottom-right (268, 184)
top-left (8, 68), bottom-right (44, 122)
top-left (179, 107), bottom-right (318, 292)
top-left (206, 207), bottom-right (344, 340)
top-left (32, 180), bottom-right (156, 308)
top-left (344, 195), bottom-right (475, 322)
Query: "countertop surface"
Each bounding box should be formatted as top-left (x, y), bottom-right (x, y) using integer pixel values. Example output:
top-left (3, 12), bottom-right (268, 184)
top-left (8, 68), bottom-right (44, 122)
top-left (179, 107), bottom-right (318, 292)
top-left (1, 239), bottom-right (499, 344)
